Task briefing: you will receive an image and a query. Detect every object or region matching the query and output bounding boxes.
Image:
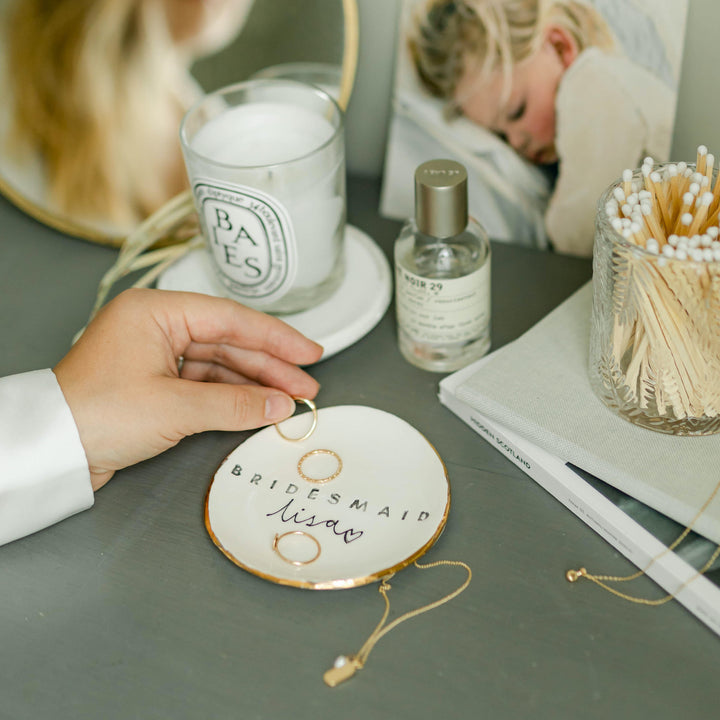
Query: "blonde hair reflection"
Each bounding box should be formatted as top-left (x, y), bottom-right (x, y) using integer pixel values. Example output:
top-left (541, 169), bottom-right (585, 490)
top-left (4, 0), bottom-right (253, 232)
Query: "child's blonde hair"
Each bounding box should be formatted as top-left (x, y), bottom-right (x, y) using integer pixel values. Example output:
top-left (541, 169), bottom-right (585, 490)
top-left (5, 0), bottom-right (195, 230)
top-left (410, 0), bottom-right (615, 107)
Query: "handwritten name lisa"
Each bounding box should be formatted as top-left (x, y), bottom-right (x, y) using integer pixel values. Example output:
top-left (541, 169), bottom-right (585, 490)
top-left (266, 499), bottom-right (363, 544)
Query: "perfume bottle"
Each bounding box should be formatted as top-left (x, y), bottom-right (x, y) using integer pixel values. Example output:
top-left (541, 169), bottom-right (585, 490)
top-left (394, 159), bottom-right (491, 372)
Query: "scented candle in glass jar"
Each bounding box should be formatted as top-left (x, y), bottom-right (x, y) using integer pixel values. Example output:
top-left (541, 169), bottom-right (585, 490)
top-left (180, 79), bottom-right (346, 314)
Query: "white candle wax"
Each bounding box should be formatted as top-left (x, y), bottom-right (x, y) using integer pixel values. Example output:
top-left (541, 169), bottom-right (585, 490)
top-left (191, 103), bottom-right (334, 167)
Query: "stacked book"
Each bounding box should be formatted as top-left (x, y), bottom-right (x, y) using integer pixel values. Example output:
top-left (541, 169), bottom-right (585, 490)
top-left (439, 283), bottom-right (720, 635)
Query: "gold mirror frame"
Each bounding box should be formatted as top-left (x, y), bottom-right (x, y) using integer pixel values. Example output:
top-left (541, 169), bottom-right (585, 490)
top-left (0, 0), bottom-right (358, 252)
top-left (0, 171), bottom-right (125, 245)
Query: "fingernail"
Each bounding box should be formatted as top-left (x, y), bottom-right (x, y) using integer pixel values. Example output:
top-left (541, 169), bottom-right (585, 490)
top-left (265, 393), bottom-right (294, 422)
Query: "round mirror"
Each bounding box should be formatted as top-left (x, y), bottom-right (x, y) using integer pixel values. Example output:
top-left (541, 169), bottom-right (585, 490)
top-left (0, 0), bottom-right (348, 246)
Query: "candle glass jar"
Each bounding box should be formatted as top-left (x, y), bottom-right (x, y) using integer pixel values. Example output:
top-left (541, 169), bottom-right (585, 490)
top-left (589, 165), bottom-right (720, 435)
top-left (180, 79), bottom-right (346, 314)
top-left (251, 63), bottom-right (343, 101)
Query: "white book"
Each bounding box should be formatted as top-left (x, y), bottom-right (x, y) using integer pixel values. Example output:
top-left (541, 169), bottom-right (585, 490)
top-left (438, 287), bottom-right (720, 636)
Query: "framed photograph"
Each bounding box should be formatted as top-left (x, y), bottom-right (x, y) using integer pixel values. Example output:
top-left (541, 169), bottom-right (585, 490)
top-left (380, 0), bottom-right (689, 256)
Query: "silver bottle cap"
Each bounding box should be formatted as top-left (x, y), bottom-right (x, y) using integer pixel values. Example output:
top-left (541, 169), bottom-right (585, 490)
top-left (415, 159), bottom-right (468, 238)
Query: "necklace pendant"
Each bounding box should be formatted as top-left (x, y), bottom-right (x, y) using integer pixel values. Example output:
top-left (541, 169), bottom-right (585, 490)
top-left (323, 654), bottom-right (359, 687)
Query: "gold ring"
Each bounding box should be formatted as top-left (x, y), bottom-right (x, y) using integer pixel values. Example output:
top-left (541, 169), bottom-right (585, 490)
top-left (275, 397), bottom-right (318, 442)
top-left (272, 531), bottom-right (321, 566)
top-left (297, 449), bottom-right (343, 484)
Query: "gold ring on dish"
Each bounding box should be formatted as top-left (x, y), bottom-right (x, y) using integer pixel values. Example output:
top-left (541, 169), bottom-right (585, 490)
top-left (272, 531), bottom-right (321, 566)
top-left (297, 449), bottom-right (343, 484)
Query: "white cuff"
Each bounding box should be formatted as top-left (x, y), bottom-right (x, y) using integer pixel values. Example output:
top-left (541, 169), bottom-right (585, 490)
top-left (0, 369), bottom-right (93, 545)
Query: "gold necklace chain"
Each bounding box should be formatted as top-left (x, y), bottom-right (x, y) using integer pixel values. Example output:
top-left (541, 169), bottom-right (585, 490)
top-left (566, 477), bottom-right (720, 604)
top-left (323, 559), bottom-right (472, 687)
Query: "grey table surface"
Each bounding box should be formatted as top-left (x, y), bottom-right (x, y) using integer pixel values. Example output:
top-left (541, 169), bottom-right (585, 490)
top-left (1, 176), bottom-right (718, 720)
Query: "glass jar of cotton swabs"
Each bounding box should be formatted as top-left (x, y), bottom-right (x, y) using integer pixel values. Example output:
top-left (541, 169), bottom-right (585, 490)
top-left (589, 146), bottom-right (720, 435)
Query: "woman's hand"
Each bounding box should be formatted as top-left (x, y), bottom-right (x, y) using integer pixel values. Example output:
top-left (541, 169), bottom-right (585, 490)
top-left (54, 288), bottom-right (323, 491)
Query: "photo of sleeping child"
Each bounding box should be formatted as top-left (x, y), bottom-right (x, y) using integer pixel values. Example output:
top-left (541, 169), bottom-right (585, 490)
top-left (380, 0), bottom-right (689, 257)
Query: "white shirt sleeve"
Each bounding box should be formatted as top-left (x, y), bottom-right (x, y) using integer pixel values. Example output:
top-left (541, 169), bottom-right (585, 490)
top-left (0, 369), bottom-right (94, 545)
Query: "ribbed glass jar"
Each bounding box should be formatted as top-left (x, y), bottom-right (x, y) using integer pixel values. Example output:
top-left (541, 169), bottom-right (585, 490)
top-left (589, 164), bottom-right (720, 435)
